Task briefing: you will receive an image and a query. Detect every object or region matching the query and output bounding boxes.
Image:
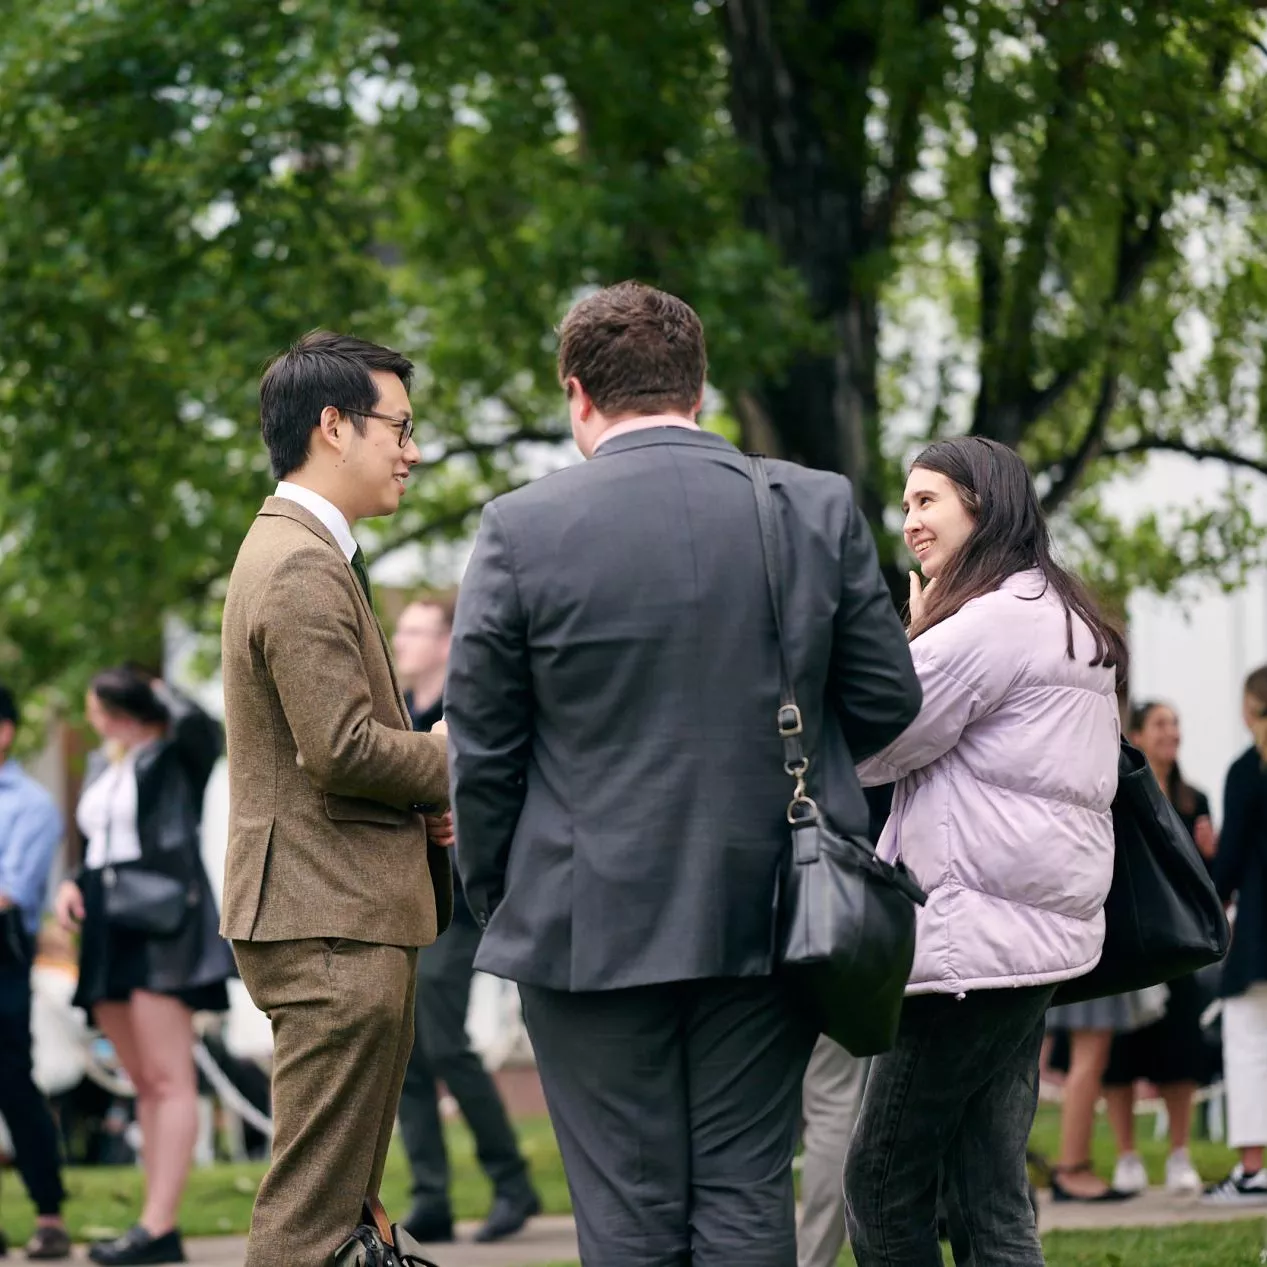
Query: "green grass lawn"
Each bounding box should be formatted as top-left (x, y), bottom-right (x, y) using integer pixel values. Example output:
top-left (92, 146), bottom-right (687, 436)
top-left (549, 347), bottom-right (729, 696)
top-left (0, 1117), bottom-right (570, 1245)
top-left (0, 1103), bottom-right (1254, 1265)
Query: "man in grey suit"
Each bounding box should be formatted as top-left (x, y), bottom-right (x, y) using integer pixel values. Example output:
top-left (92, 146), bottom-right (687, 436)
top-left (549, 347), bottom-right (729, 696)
top-left (444, 281), bottom-right (922, 1267)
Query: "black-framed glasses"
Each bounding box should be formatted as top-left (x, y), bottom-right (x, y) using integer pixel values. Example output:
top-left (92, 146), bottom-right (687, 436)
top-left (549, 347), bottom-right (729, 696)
top-left (335, 407), bottom-right (414, 448)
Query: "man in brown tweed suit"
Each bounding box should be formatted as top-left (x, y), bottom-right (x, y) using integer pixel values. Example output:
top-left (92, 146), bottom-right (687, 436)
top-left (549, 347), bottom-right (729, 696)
top-left (221, 331), bottom-right (452, 1267)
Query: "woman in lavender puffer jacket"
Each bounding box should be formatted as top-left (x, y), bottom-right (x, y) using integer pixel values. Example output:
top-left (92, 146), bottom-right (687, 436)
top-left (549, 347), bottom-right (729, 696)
top-left (843, 437), bottom-right (1125, 1267)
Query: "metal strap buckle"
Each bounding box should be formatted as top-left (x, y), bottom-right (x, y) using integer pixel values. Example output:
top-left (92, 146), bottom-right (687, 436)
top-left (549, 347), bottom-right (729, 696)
top-left (785, 758), bottom-right (811, 805)
top-left (777, 703), bottom-right (803, 736)
top-left (787, 793), bottom-right (819, 825)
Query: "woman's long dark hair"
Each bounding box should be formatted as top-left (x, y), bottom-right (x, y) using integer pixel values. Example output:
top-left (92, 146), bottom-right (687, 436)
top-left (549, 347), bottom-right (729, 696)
top-left (90, 665), bottom-right (170, 726)
top-left (1129, 700), bottom-right (1197, 816)
top-left (907, 436), bottom-right (1127, 683)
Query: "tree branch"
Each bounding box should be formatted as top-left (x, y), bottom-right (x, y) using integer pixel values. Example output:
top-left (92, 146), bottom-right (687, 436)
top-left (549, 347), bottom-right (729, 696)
top-left (369, 494), bottom-right (520, 558)
top-left (1012, 24), bottom-right (1236, 442)
top-left (1098, 437), bottom-right (1267, 479)
top-left (1019, 195), bottom-right (1164, 429)
top-left (970, 27), bottom-right (1004, 434)
top-left (982, 28), bottom-right (1096, 446)
top-left (868, 0), bottom-right (941, 249)
top-left (425, 426), bottom-right (568, 465)
top-left (1039, 362), bottom-right (1119, 513)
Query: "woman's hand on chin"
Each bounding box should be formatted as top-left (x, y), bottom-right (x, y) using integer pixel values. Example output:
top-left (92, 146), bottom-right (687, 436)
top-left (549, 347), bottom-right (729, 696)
top-left (908, 571), bottom-right (935, 625)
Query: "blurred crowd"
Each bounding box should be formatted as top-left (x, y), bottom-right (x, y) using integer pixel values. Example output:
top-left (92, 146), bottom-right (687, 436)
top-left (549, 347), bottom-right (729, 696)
top-left (5, 605), bottom-right (1266, 1266)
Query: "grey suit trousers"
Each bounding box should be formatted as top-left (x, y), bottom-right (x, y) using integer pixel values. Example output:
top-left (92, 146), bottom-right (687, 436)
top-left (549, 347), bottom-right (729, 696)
top-left (520, 977), bottom-right (815, 1267)
top-left (798, 1037), bottom-right (870, 1267)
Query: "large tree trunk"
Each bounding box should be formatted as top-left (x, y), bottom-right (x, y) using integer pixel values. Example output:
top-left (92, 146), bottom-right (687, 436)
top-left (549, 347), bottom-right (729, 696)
top-left (721, 0), bottom-right (900, 596)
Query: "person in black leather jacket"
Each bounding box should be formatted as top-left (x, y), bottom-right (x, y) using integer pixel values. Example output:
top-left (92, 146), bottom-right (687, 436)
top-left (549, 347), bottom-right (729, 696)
top-left (54, 666), bottom-right (234, 1266)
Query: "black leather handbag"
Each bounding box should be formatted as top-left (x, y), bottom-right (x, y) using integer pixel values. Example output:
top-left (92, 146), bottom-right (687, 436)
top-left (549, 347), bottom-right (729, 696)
top-left (102, 862), bottom-right (193, 938)
top-left (332, 1200), bottom-right (441, 1267)
top-left (99, 763), bottom-right (196, 939)
top-left (748, 456), bottom-right (927, 1057)
top-left (1053, 738), bottom-right (1231, 1004)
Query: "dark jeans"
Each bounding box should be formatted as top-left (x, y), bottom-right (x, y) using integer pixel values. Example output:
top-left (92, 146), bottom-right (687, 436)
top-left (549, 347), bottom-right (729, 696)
top-left (845, 985), bottom-right (1054, 1267)
top-left (521, 977), bottom-right (816, 1267)
top-left (396, 919), bottom-right (531, 1219)
top-left (0, 966), bottom-right (65, 1216)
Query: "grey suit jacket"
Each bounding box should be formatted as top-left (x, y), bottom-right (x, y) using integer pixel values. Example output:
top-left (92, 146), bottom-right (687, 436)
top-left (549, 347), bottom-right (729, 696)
top-left (445, 428), bottom-right (921, 991)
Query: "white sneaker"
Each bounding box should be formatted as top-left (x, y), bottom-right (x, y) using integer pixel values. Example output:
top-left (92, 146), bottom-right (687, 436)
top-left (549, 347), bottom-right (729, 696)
top-left (1165, 1149), bottom-right (1202, 1195)
top-left (1201, 1163), bottom-right (1267, 1205)
top-left (1112, 1153), bottom-right (1148, 1194)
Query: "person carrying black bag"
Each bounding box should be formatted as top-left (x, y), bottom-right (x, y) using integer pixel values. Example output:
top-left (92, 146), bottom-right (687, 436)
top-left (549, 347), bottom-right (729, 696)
top-left (54, 666), bottom-right (234, 1266)
top-left (844, 437), bottom-right (1125, 1267)
top-left (444, 281), bottom-right (922, 1267)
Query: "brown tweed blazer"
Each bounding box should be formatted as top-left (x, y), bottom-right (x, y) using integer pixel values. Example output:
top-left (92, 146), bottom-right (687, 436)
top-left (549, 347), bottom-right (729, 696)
top-left (220, 497), bottom-right (452, 947)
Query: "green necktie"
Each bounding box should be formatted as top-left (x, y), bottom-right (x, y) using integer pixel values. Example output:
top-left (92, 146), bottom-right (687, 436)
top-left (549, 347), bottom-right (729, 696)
top-left (351, 546), bottom-right (374, 607)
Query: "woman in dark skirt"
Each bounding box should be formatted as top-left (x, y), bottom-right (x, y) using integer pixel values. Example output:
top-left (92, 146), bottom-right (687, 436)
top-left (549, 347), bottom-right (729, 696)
top-left (1101, 701), bottom-right (1219, 1194)
top-left (54, 666), bottom-right (235, 1266)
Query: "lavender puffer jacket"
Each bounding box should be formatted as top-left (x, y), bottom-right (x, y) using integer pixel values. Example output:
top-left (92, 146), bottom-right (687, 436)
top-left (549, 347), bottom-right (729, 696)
top-left (858, 570), bottom-right (1120, 996)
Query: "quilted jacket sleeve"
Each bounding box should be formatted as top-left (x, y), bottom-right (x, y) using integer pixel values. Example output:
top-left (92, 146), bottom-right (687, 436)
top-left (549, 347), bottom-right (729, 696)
top-left (857, 595), bottom-right (1017, 786)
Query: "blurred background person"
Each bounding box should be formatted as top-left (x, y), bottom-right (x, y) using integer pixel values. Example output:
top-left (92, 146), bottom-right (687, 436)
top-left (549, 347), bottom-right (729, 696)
top-left (797, 785), bottom-right (889, 1267)
top-left (0, 682), bottom-right (72, 1260)
top-left (1044, 991), bottom-right (1163, 1201)
top-left (392, 592), bottom-right (540, 1245)
top-left (1102, 701), bottom-right (1218, 1196)
top-left (1203, 666), bottom-right (1267, 1205)
top-left (55, 666), bottom-right (234, 1265)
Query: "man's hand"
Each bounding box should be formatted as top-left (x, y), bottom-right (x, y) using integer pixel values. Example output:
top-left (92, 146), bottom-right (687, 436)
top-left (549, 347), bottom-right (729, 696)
top-left (425, 811), bottom-right (455, 848)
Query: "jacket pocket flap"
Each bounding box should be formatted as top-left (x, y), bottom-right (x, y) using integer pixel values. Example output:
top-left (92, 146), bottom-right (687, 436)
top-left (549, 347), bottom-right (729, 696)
top-left (323, 794), bottom-right (410, 827)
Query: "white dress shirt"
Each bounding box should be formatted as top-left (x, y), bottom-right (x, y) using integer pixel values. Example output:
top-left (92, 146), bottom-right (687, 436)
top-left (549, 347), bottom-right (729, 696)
top-left (275, 481), bottom-right (357, 562)
top-left (78, 749), bottom-right (144, 870)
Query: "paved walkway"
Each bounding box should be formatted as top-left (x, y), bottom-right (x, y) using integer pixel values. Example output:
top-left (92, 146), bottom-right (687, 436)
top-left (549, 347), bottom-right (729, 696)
top-left (158, 1192), bottom-right (1267, 1266)
top-left (1035, 1185), bottom-right (1267, 1230)
top-left (180, 1216), bottom-right (578, 1266)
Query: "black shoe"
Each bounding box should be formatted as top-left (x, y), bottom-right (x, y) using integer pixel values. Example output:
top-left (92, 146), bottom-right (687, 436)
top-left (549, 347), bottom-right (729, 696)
top-left (25, 1225), bottom-right (72, 1260)
top-left (1049, 1163), bottom-right (1135, 1204)
top-left (473, 1190), bottom-right (541, 1243)
top-left (88, 1226), bottom-right (185, 1265)
top-left (398, 1211), bottom-right (454, 1245)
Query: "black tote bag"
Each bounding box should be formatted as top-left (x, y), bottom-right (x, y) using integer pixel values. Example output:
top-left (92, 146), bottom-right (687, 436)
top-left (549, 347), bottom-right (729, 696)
top-left (1053, 738), bottom-right (1231, 1004)
top-left (748, 456), bottom-right (927, 1056)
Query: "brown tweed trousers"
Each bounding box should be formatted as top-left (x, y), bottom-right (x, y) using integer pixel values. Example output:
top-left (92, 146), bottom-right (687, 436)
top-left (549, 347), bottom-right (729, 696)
top-left (221, 497), bottom-right (452, 1267)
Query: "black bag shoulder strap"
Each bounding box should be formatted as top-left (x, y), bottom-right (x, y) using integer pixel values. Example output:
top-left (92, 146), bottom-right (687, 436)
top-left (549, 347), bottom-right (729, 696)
top-left (745, 456), bottom-right (812, 805)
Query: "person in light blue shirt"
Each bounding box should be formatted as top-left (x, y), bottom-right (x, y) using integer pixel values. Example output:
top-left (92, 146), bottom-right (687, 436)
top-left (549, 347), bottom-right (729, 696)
top-left (0, 737), bottom-right (63, 937)
top-left (0, 683), bottom-right (71, 1260)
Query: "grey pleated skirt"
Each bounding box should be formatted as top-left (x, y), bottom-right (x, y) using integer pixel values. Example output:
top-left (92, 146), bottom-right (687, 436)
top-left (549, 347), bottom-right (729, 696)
top-left (1046, 984), bottom-right (1169, 1034)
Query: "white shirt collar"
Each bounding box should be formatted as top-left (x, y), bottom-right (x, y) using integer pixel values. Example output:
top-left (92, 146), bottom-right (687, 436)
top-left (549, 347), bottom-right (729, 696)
top-left (274, 482), bottom-right (358, 562)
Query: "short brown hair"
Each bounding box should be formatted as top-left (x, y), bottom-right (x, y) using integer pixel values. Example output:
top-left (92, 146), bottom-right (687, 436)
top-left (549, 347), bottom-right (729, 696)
top-left (410, 588), bottom-right (458, 631)
top-left (1246, 665), bottom-right (1267, 705)
top-left (557, 281), bottom-right (706, 418)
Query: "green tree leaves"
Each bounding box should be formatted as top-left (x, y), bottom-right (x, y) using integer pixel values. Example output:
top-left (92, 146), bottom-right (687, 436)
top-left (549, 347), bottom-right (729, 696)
top-left (2, 0), bottom-right (1266, 698)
